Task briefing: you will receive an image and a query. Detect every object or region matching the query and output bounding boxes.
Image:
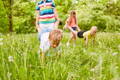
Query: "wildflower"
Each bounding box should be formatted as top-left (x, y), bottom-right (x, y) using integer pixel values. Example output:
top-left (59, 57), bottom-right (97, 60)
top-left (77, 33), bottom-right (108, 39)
top-left (0, 38), bottom-right (3, 41)
top-left (90, 68), bottom-right (95, 72)
top-left (0, 42), bottom-right (3, 46)
top-left (7, 72), bottom-right (12, 78)
top-left (116, 66), bottom-right (119, 69)
top-left (112, 52), bottom-right (118, 56)
top-left (8, 56), bottom-right (14, 62)
top-left (73, 0), bottom-right (78, 4)
top-left (7, 34), bottom-right (10, 37)
top-left (83, 49), bottom-right (86, 53)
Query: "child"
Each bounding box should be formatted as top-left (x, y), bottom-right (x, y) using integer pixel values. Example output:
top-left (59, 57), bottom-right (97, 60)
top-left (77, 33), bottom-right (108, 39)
top-left (64, 10), bottom-right (80, 46)
top-left (36, 0), bottom-right (60, 40)
top-left (40, 29), bottom-right (63, 62)
top-left (72, 26), bottom-right (97, 46)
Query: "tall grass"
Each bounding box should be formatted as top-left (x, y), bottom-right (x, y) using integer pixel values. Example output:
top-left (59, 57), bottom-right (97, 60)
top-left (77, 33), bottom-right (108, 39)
top-left (0, 32), bottom-right (120, 80)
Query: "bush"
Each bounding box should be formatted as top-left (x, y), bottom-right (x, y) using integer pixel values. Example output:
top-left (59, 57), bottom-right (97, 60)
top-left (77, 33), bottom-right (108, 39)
top-left (0, 0), bottom-right (120, 33)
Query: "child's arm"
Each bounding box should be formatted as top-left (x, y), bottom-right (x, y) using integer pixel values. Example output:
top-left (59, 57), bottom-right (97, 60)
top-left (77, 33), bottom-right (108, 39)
top-left (36, 11), bottom-right (40, 32)
top-left (63, 18), bottom-right (69, 30)
top-left (85, 36), bottom-right (88, 46)
top-left (77, 26), bottom-right (81, 31)
top-left (54, 9), bottom-right (60, 28)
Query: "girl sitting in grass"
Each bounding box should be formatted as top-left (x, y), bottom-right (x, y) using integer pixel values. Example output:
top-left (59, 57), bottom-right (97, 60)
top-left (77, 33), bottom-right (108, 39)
top-left (64, 10), bottom-right (81, 46)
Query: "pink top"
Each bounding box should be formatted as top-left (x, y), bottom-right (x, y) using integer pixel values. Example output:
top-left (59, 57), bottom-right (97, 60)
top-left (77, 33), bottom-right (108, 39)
top-left (67, 17), bottom-right (77, 27)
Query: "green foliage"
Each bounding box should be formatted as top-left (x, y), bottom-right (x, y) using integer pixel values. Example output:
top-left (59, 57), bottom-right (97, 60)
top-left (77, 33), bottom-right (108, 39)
top-left (12, 0), bottom-right (36, 33)
top-left (0, 0), bottom-right (120, 33)
top-left (55, 0), bottom-right (73, 24)
top-left (75, 0), bottom-right (120, 31)
top-left (0, 33), bottom-right (120, 79)
top-left (0, 0), bottom-right (9, 33)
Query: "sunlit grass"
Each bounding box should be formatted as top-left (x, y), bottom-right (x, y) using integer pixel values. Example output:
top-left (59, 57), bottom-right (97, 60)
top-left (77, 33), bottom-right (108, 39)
top-left (0, 32), bottom-right (120, 80)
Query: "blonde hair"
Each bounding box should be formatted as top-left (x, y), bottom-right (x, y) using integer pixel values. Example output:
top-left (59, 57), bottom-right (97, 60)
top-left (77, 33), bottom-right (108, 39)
top-left (49, 29), bottom-right (63, 48)
top-left (68, 10), bottom-right (77, 26)
top-left (91, 26), bottom-right (97, 31)
top-left (90, 26), bottom-right (97, 35)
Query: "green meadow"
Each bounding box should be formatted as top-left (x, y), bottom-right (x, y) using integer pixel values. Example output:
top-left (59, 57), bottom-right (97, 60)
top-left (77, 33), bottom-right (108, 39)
top-left (0, 32), bottom-right (120, 80)
top-left (0, 0), bottom-right (120, 80)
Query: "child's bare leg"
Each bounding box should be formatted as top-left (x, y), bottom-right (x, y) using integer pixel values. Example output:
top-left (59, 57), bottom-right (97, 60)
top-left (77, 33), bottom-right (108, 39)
top-left (67, 32), bottom-right (73, 46)
top-left (72, 32), bottom-right (77, 45)
top-left (67, 32), bottom-right (77, 46)
top-left (84, 37), bottom-right (88, 48)
top-left (70, 32), bottom-right (74, 41)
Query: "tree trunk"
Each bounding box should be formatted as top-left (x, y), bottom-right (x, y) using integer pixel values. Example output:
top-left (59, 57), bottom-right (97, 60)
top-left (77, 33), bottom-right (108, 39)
top-left (8, 0), bottom-right (13, 32)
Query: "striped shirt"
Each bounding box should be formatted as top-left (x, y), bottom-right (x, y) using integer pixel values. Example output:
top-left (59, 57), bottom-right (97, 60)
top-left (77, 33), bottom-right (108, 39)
top-left (36, 0), bottom-right (56, 24)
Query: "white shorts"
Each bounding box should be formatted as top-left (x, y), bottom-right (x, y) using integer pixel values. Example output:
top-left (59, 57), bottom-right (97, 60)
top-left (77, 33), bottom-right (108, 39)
top-left (38, 23), bottom-right (55, 41)
top-left (39, 23), bottom-right (55, 30)
top-left (40, 32), bottom-right (50, 53)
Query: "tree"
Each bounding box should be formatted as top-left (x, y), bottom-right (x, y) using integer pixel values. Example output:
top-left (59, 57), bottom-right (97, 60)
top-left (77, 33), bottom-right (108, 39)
top-left (2, 0), bottom-right (13, 32)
